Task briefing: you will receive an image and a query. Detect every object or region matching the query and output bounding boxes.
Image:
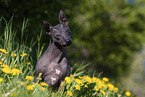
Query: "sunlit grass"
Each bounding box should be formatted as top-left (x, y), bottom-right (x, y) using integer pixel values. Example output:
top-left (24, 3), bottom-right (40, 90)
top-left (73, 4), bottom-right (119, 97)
top-left (0, 19), bottom-right (132, 97)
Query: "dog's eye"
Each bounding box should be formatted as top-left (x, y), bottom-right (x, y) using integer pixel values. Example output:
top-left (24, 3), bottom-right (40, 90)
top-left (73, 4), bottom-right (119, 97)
top-left (55, 34), bottom-right (60, 39)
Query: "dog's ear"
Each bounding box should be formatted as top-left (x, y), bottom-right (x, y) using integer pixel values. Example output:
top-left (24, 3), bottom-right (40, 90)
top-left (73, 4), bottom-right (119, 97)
top-left (43, 21), bottom-right (52, 35)
top-left (59, 10), bottom-right (68, 25)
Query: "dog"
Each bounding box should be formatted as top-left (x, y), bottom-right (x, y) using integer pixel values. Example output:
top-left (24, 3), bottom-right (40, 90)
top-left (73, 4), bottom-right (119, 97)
top-left (34, 10), bottom-right (72, 89)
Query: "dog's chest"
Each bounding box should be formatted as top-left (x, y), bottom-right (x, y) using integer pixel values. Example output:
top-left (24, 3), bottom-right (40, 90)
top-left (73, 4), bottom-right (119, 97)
top-left (47, 61), bottom-right (70, 78)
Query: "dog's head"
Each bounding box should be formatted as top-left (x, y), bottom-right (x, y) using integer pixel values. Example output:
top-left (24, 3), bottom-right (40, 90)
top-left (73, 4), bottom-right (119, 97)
top-left (43, 10), bottom-right (72, 46)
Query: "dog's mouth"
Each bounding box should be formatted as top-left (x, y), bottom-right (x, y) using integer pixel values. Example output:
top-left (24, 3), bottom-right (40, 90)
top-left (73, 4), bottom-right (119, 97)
top-left (54, 40), bottom-right (72, 47)
top-left (60, 39), bottom-right (72, 47)
top-left (63, 42), bottom-right (72, 47)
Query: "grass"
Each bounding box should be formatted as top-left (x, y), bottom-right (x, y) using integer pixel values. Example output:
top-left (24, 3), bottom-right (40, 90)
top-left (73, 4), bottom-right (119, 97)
top-left (0, 18), bottom-right (132, 97)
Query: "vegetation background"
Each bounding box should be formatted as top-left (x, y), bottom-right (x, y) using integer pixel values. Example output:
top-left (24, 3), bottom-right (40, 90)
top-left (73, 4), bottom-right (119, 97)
top-left (1, 0), bottom-right (145, 96)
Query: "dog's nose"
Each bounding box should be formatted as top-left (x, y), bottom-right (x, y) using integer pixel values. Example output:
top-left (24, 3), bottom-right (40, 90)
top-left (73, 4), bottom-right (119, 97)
top-left (66, 39), bottom-right (72, 46)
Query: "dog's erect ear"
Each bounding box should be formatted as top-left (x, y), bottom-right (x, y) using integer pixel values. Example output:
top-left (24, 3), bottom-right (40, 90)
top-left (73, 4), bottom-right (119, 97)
top-left (59, 10), bottom-right (68, 25)
top-left (43, 21), bottom-right (52, 35)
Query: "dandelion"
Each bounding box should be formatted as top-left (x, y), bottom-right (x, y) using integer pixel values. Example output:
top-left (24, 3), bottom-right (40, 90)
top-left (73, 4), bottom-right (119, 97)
top-left (2, 65), bottom-right (12, 74)
top-left (97, 81), bottom-right (103, 89)
top-left (85, 85), bottom-right (88, 88)
top-left (27, 85), bottom-right (35, 91)
top-left (70, 74), bottom-right (73, 77)
top-left (0, 78), bottom-right (4, 83)
top-left (83, 76), bottom-right (92, 83)
top-left (1, 64), bottom-right (10, 68)
top-left (11, 69), bottom-right (21, 75)
top-left (14, 65), bottom-right (18, 68)
top-left (94, 86), bottom-right (99, 91)
top-left (0, 49), bottom-right (8, 54)
top-left (100, 90), bottom-right (106, 96)
top-left (107, 83), bottom-right (114, 91)
top-left (102, 83), bottom-right (107, 89)
top-left (125, 91), bottom-right (131, 96)
top-left (102, 77), bottom-right (109, 82)
top-left (38, 72), bottom-right (42, 77)
top-left (25, 76), bottom-right (34, 80)
top-left (61, 82), bottom-right (65, 86)
top-left (114, 87), bottom-right (118, 93)
top-left (67, 90), bottom-right (73, 96)
top-left (42, 87), bottom-right (46, 91)
top-left (36, 83), bottom-right (41, 87)
top-left (92, 77), bottom-right (100, 83)
top-left (75, 84), bottom-right (80, 90)
top-left (11, 53), bottom-right (17, 57)
top-left (27, 62), bottom-right (31, 65)
top-left (20, 53), bottom-right (27, 57)
top-left (40, 82), bottom-right (48, 86)
top-left (65, 77), bottom-right (71, 84)
top-left (75, 78), bottom-right (83, 85)
top-left (78, 76), bottom-right (83, 79)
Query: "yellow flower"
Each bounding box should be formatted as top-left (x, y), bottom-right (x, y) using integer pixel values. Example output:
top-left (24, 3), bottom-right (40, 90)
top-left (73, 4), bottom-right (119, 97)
top-left (97, 81), bottom-right (103, 89)
top-left (1, 64), bottom-right (10, 68)
top-left (0, 78), bottom-right (4, 83)
top-left (27, 62), bottom-right (31, 65)
top-left (25, 76), bottom-right (34, 80)
top-left (42, 87), bottom-right (46, 91)
top-left (92, 77), bottom-right (100, 83)
top-left (61, 82), bottom-right (65, 86)
top-left (100, 90), bottom-right (106, 95)
top-left (125, 91), bottom-right (131, 96)
top-left (40, 82), bottom-right (48, 86)
top-left (75, 84), bottom-right (80, 90)
top-left (14, 65), bottom-right (18, 68)
top-left (83, 76), bottom-right (92, 83)
top-left (107, 83), bottom-right (114, 91)
top-left (36, 83), bottom-right (41, 87)
top-left (0, 49), bottom-right (8, 54)
top-left (10, 92), bottom-right (16, 96)
top-left (85, 85), bottom-right (88, 88)
top-left (0, 61), bottom-right (3, 64)
top-left (102, 83), bottom-right (107, 89)
top-left (2, 65), bottom-right (12, 74)
top-left (114, 87), bottom-right (118, 93)
top-left (70, 74), bottom-right (73, 77)
top-left (78, 76), bottom-right (83, 79)
top-left (38, 72), bottom-right (42, 77)
top-left (11, 69), bottom-right (21, 75)
top-left (20, 53), bottom-right (27, 57)
top-left (75, 78), bottom-right (83, 85)
top-left (94, 86), bottom-right (99, 91)
top-left (67, 90), bottom-right (73, 96)
top-left (27, 85), bottom-right (35, 91)
top-left (65, 77), bottom-right (71, 84)
top-left (52, 92), bottom-right (54, 95)
top-left (102, 77), bottom-right (109, 82)
top-left (11, 53), bottom-right (17, 57)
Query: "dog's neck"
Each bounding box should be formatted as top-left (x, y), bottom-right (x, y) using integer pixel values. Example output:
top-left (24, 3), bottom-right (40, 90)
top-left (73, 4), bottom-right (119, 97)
top-left (46, 39), bottom-right (67, 63)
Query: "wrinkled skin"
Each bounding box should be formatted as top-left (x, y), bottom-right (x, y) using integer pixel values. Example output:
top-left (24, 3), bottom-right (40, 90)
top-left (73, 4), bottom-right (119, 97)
top-left (34, 10), bottom-right (72, 89)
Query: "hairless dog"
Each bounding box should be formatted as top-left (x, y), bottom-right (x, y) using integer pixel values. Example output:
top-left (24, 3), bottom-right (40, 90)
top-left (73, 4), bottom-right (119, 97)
top-left (34, 10), bottom-right (72, 89)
